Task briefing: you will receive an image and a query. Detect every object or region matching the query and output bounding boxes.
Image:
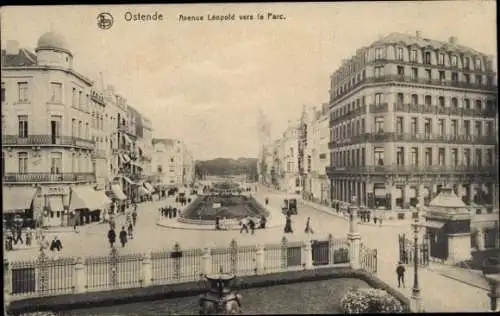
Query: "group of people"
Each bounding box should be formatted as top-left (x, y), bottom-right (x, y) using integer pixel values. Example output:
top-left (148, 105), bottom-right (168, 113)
top-left (4, 226), bottom-right (33, 251)
top-left (238, 216), bottom-right (267, 234)
top-left (284, 214), bottom-right (314, 235)
top-left (159, 206), bottom-right (179, 218)
top-left (107, 208), bottom-right (138, 248)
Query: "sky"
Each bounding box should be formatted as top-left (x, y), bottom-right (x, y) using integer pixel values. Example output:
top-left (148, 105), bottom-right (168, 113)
top-left (1, 2), bottom-right (496, 160)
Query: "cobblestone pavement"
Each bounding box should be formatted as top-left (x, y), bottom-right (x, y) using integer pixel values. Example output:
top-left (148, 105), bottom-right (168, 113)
top-left (6, 183), bottom-right (492, 312)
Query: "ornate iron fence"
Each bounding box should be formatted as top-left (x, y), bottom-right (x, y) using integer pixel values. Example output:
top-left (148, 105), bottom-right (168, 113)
top-left (211, 247), bottom-right (233, 274)
top-left (398, 233), bottom-right (429, 266)
top-left (312, 235), bottom-right (350, 266)
top-left (236, 245), bottom-right (258, 276)
top-left (263, 243), bottom-right (282, 273)
top-left (85, 255), bottom-right (112, 290)
top-left (360, 243), bottom-right (378, 274)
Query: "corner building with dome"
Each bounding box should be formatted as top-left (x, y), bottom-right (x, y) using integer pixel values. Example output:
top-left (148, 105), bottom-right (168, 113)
top-left (1, 32), bottom-right (135, 228)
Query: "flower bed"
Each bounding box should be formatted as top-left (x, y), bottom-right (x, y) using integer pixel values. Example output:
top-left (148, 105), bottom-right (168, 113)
top-left (340, 286), bottom-right (404, 314)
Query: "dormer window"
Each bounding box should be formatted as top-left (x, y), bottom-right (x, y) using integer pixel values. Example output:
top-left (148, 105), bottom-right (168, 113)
top-left (424, 52), bottom-right (431, 64)
top-left (475, 58), bottom-right (482, 70)
top-left (375, 47), bottom-right (384, 60)
top-left (396, 47), bottom-right (404, 60)
top-left (409, 49), bottom-right (417, 62)
top-left (438, 53), bottom-right (445, 65)
top-left (451, 55), bottom-right (458, 66)
top-left (464, 57), bottom-right (470, 69)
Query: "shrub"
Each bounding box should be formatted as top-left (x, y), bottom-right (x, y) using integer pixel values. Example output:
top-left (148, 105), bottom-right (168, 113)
top-left (340, 287), bottom-right (404, 314)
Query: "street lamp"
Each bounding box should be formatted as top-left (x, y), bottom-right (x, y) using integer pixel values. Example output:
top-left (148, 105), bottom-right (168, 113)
top-left (482, 256), bottom-right (500, 312)
top-left (411, 203), bottom-right (423, 312)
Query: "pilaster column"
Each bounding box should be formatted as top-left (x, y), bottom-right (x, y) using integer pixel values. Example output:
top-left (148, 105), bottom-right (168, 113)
top-left (403, 184), bottom-right (411, 209)
top-left (476, 228), bottom-right (485, 251)
top-left (303, 240), bottom-right (314, 270)
top-left (390, 185), bottom-right (397, 210)
top-left (469, 183), bottom-right (476, 205)
top-left (73, 257), bottom-right (86, 293)
top-left (347, 196), bottom-right (361, 270)
top-left (255, 245), bottom-right (265, 274)
top-left (141, 253), bottom-right (152, 287)
top-left (418, 184), bottom-right (425, 206)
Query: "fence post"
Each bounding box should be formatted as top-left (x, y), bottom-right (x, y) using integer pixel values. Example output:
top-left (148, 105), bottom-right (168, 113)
top-left (141, 253), bottom-right (152, 287)
top-left (109, 246), bottom-right (119, 287)
top-left (230, 239), bottom-right (238, 275)
top-left (303, 239), bottom-right (313, 270)
top-left (4, 259), bottom-right (11, 313)
top-left (173, 243), bottom-right (181, 281)
top-left (328, 234), bottom-right (334, 265)
top-left (280, 236), bottom-right (288, 271)
top-left (73, 257), bottom-right (86, 293)
top-left (37, 250), bottom-right (49, 293)
top-left (201, 247), bottom-right (212, 276)
top-left (347, 196), bottom-right (361, 270)
top-left (255, 245), bottom-right (265, 275)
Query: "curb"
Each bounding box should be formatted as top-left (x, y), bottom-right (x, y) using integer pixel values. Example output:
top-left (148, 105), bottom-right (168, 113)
top-left (156, 220), bottom-right (282, 231)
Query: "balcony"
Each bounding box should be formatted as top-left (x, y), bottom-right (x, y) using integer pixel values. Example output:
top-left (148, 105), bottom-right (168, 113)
top-left (330, 104), bottom-right (367, 127)
top-left (394, 103), bottom-right (496, 118)
top-left (3, 172), bottom-right (95, 183)
top-left (2, 135), bottom-right (95, 149)
top-left (326, 165), bottom-right (497, 176)
top-left (369, 103), bottom-right (389, 114)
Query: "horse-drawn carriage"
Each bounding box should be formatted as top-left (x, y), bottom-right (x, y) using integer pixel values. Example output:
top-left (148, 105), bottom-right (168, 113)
top-left (281, 198), bottom-right (297, 215)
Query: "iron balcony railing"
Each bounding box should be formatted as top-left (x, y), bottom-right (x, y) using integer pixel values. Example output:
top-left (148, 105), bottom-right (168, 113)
top-left (325, 165), bottom-right (497, 175)
top-left (394, 103), bottom-right (496, 117)
top-left (91, 149), bottom-right (108, 159)
top-left (331, 74), bottom-right (498, 103)
top-left (329, 132), bottom-right (497, 147)
top-left (2, 135), bottom-right (95, 149)
top-left (3, 172), bottom-right (96, 183)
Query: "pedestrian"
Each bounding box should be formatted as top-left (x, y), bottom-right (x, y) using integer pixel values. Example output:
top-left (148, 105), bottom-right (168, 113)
top-left (260, 216), bottom-right (267, 229)
top-left (39, 235), bottom-right (49, 253)
top-left (367, 211), bottom-right (371, 223)
top-left (240, 217), bottom-right (249, 234)
top-left (173, 208), bottom-right (177, 218)
top-left (132, 210), bottom-right (137, 226)
top-left (265, 197), bottom-right (269, 205)
top-left (108, 227), bottom-right (116, 248)
top-left (14, 228), bottom-right (24, 245)
top-left (284, 214), bottom-right (293, 234)
top-left (374, 216), bottom-right (377, 224)
top-left (304, 217), bottom-right (314, 234)
top-left (119, 226), bottom-right (128, 247)
top-left (249, 219), bottom-right (256, 235)
top-left (168, 207), bottom-right (173, 218)
top-left (25, 228), bottom-right (33, 247)
top-left (396, 261), bottom-right (406, 288)
top-left (50, 236), bottom-right (63, 252)
top-left (127, 222), bottom-right (134, 240)
top-left (379, 216), bottom-right (383, 227)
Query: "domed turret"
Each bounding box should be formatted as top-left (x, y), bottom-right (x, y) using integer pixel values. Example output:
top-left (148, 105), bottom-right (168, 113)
top-left (35, 32), bottom-right (73, 68)
top-left (36, 32), bottom-right (72, 55)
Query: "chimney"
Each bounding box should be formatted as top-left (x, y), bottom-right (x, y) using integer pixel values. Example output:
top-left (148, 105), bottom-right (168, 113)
top-left (416, 31), bottom-right (422, 39)
top-left (6, 40), bottom-right (20, 55)
top-left (449, 36), bottom-right (457, 44)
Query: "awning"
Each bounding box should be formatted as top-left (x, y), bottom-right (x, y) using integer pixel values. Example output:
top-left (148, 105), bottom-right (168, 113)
top-left (121, 154), bottom-right (131, 164)
top-left (70, 186), bottom-right (111, 210)
top-left (422, 220), bottom-right (445, 229)
top-left (111, 184), bottom-right (127, 200)
top-left (122, 176), bottom-right (134, 185)
top-left (3, 187), bottom-right (36, 213)
top-left (144, 182), bottom-right (155, 192)
top-left (123, 133), bottom-right (133, 144)
top-left (48, 196), bottom-right (65, 212)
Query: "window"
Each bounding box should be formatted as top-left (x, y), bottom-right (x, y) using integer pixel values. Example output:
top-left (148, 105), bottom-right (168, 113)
top-left (410, 118), bottom-right (417, 136)
top-left (464, 57), bottom-right (470, 69)
top-left (464, 148), bottom-right (470, 166)
top-left (375, 48), bottom-right (384, 60)
top-left (411, 67), bottom-right (418, 79)
top-left (451, 97), bottom-right (458, 108)
top-left (50, 82), bottom-right (62, 103)
top-left (361, 96), bottom-right (366, 105)
top-left (464, 74), bottom-right (471, 84)
top-left (374, 66), bottom-right (383, 78)
top-left (438, 96), bottom-right (445, 107)
top-left (475, 121), bottom-right (482, 137)
top-left (451, 72), bottom-right (458, 83)
top-left (409, 49), bottom-right (417, 62)
top-left (437, 119), bottom-right (445, 136)
top-left (50, 115), bottom-right (61, 139)
top-left (451, 149), bottom-right (458, 166)
top-left (396, 147), bottom-right (405, 165)
top-left (464, 98), bottom-right (470, 109)
top-left (451, 55), bottom-right (457, 66)
top-left (78, 121), bottom-right (82, 137)
top-left (486, 121), bottom-right (493, 136)
top-left (78, 91), bottom-right (83, 108)
top-left (397, 47), bottom-right (404, 60)
top-left (438, 53), bottom-right (445, 65)
top-left (72, 88), bottom-right (77, 106)
top-left (289, 148), bottom-right (294, 157)
top-left (425, 69), bottom-right (432, 81)
top-left (425, 148), bottom-right (433, 166)
top-left (464, 120), bottom-right (471, 136)
top-left (475, 58), bottom-right (481, 70)
top-left (411, 147), bottom-right (418, 165)
top-left (374, 147), bottom-right (384, 166)
top-left (18, 82), bottom-right (28, 102)
top-left (411, 94), bottom-right (419, 105)
top-left (487, 149), bottom-right (493, 165)
top-left (1, 82), bottom-right (5, 102)
top-left (375, 117), bottom-right (384, 133)
top-left (475, 149), bottom-right (482, 167)
top-left (18, 115), bottom-right (28, 137)
top-left (85, 123), bottom-right (89, 139)
top-left (396, 93), bottom-right (404, 105)
top-left (18, 152), bottom-right (28, 174)
top-left (424, 119), bottom-right (432, 136)
top-left (360, 118), bottom-right (365, 134)
top-left (475, 75), bottom-right (483, 86)
top-left (72, 119), bottom-right (77, 137)
top-left (451, 120), bottom-right (458, 137)
top-left (424, 95), bottom-right (431, 105)
top-left (396, 117), bottom-right (403, 134)
top-left (397, 66), bottom-right (405, 76)
top-left (439, 71), bottom-right (445, 82)
top-left (375, 93), bottom-right (383, 105)
top-left (424, 52), bottom-right (431, 64)
top-left (438, 148), bottom-right (445, 166)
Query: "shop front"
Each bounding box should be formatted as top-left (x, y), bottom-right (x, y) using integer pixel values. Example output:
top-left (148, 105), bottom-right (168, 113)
top-left (107, 183), bottom-right (127, 214)
top-left (70, 186), bottom-right (112, 226)
top-left (2, 186), bottom-right (37, 228)
top-left (41, 186), bottom-right (70, 227)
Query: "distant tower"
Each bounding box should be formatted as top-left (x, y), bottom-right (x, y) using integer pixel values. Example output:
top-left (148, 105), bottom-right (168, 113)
top-left (256, 108), bottom-right (271, 148)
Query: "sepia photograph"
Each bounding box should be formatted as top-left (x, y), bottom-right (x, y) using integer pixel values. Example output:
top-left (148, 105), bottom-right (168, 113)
top-left (1, 1), bottom-right (498, 314)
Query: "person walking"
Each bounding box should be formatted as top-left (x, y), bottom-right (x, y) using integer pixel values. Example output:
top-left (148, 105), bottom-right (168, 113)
top-left (240, 217), bottom-right (249, 234)
top-left (249, 218), bottom-right (256, 235)
top-left (396, 261), bottom-right (406, 288)
top-left (284, 214), bottom-right (293, 234)
top-left (25, 228), bottom-right (33, 247)
top-left (304, 217), bottom-right (314, 234)
top-left (132, 210), bottom-right (137, 226)
top-left (173, 208), bottom-right (178, 218)
top-left (119, 227), bottom-right (128, 248)
top-left (379, 216), bottom-right (383, 227)
top-left (50, 236), bottom-right (63, 252)
top-left (127, 222), bottom-right (134, 240)
top-left (108, 227), bottom-right (116, 248)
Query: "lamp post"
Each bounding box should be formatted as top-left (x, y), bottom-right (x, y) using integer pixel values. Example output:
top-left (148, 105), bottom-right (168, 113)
top-left (411, 203), bottom-right (423, 312)
top-left (482, 256), bottom-right (500, 312)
